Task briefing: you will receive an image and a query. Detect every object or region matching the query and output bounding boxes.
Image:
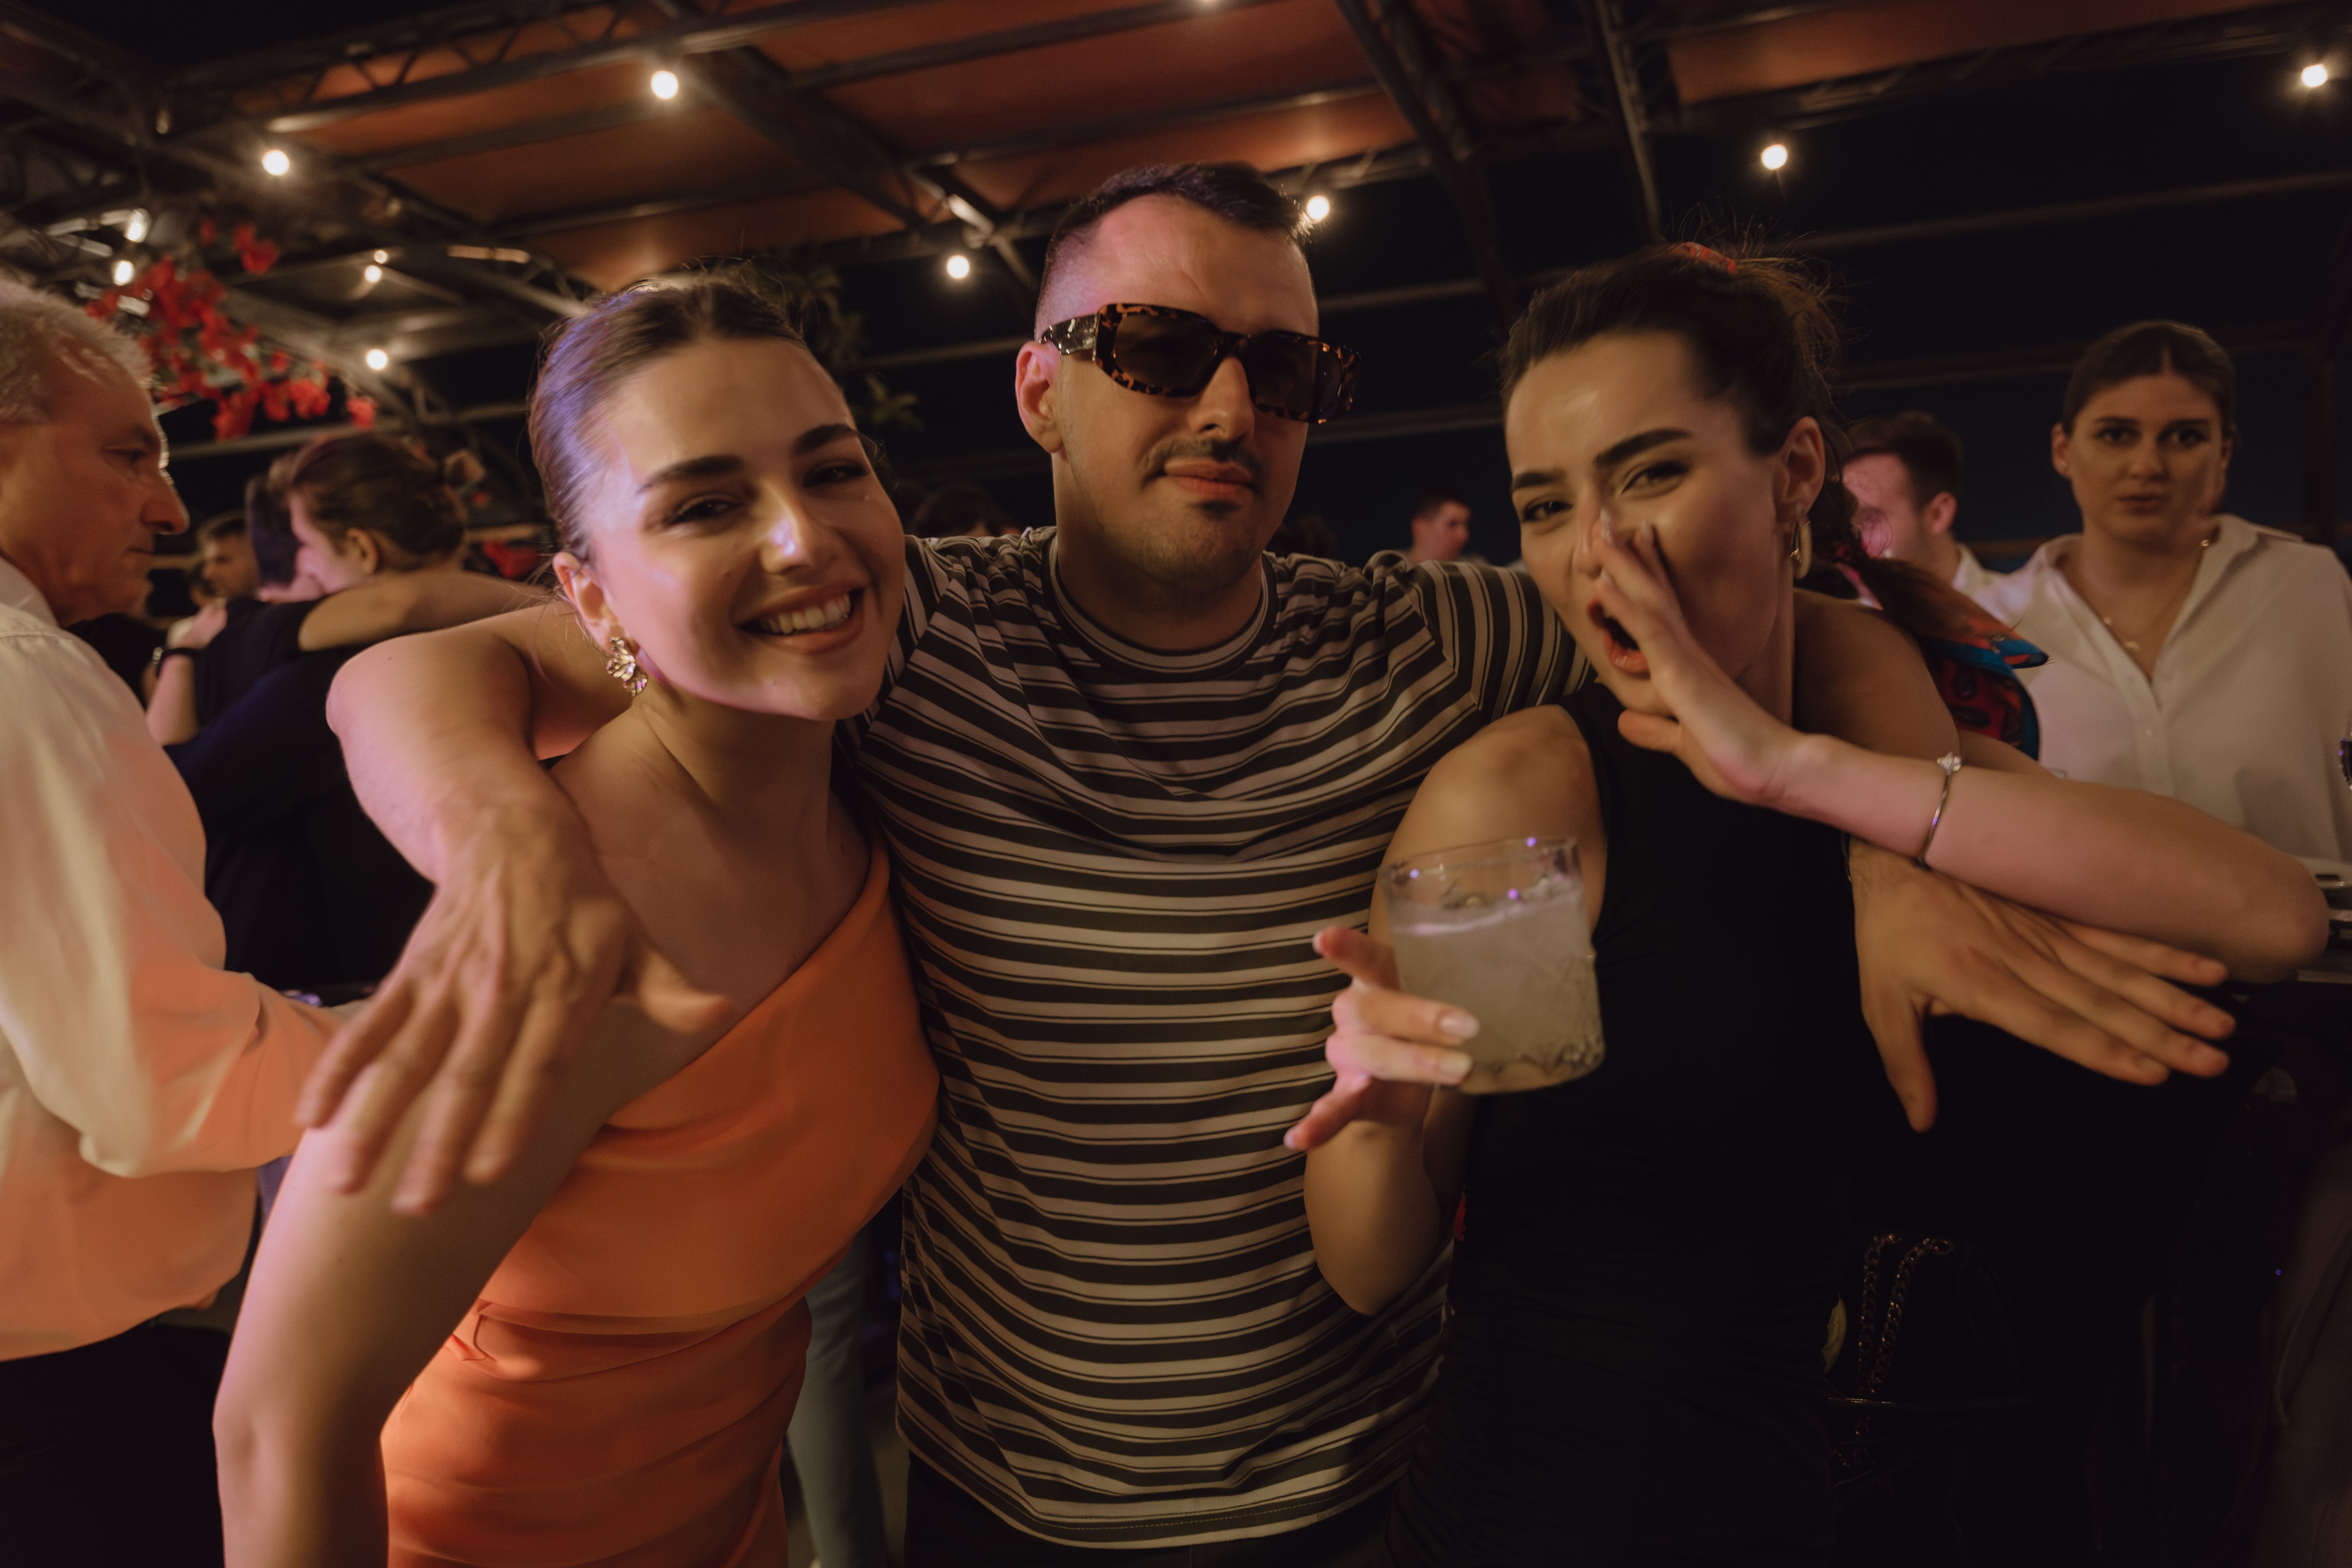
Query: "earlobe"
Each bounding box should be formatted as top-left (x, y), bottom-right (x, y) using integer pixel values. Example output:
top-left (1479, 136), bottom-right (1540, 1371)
top-left (1014, 344), bottom-right (1065, 456)
top-left (551, 552), bottom-right (614, 646)
top-left (2050, 424), bottom-right (2071, 476)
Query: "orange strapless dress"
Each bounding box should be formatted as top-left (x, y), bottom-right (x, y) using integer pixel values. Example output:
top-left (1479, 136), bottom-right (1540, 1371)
top-left (381, 846), bottom-right (936, 1568)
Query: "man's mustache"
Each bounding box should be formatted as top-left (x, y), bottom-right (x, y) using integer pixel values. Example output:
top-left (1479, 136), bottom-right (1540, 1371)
top-left (1147, 436), bottom-right (1261, 479)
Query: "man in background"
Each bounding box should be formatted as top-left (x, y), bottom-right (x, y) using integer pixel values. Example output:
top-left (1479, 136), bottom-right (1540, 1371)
top-left (1404, 484), bottom-right (1472, 564)
top-left (193, 509), bottom-right (260, 601)
top-left (1845, 410), bottom-right (2003, 601)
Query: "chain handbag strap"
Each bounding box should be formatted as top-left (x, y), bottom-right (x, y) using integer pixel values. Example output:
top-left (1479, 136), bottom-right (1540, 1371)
top-left (1860, 1237), bottom-right (1954, 1399)
top-left (1839, 1234), bottom-right (1957, 1474)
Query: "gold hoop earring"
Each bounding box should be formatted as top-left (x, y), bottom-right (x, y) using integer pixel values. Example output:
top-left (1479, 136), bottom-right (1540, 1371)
top-left (1789, 526), bottom-right (1814, 578)
top-left (604, 634), bottom-right (648, 695)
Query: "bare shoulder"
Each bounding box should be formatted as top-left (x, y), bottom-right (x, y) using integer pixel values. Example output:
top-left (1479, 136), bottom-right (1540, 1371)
top-left (1793, 589), bottom-right (1917, 663)
top-left (1400, 706), bottom-right (1596, 859)
top-left (1791, 591), bottom-right (1955, 760)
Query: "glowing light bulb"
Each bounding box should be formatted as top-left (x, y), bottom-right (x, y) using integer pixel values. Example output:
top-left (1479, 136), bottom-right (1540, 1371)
top-left (261, 147), bottom-right (291, 176)
top-left (1304, 193), bottom-right (1331, 223)
top-left (111, 258), bottom-right (134, 286)
top-left (1760, 142), bottom-right (1789, 171)
top-left (372, 249), bottom-right (389, 264)
top-left (650, 69), bottom-right (680, 99)
top-left (123, 209), bottom-right (149, 243)
top-left (944, 252), bottom-right (971, 281)
top-left (363, 263), bottom-right (383, 284)
top-left (2305, 62), bottom-right (2331, 89)
top-left (365, 348), bottom-right (390, 371)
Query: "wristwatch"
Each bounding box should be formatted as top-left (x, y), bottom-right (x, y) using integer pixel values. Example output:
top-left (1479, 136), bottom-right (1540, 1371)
top-left (151, 645), bottom-right (198, 670)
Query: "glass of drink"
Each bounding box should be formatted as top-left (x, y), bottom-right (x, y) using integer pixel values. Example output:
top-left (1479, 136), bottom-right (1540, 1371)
top-left (1379, 836), bottom-right (1604, 1094)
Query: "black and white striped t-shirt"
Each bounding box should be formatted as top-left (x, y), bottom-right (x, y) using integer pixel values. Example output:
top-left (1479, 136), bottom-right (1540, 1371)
top-left (843, 530), bottom-right (1574, 1546)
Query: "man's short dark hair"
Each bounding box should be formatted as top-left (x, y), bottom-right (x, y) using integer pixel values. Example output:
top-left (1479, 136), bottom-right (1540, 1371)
top-left (195, 510), bottom-right (247, 546)
top-left (1845, 411), bottom-right (1963, 509)
top-left (1411, 486), bottom-right (1468, 521)
top-left (1038, 163), bottom-right (1305, 324)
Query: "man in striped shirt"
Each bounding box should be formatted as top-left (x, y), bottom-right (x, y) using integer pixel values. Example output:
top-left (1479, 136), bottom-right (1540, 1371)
top-left (319, 165), bottom-right (2225, 1564)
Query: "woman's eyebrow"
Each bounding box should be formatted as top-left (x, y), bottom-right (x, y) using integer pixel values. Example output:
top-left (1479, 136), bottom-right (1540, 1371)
top-left (637, 454), bottom-right (742, 494)
top-left (791, 421), bottom-right (861, 456)
top-left (1594, 428), bottom-right (1690, 471)
top-left (1510, 466), bottom-right (1563, 491)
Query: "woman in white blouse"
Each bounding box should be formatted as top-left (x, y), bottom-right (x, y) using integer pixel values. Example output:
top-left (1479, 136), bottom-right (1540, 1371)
top-left (1977, 321), bottom-right (2352, 861)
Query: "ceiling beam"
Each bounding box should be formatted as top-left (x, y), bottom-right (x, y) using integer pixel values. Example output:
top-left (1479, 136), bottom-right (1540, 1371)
top-left (349, 27), bottom-right (1576, 180)
top-left (789, 0), bottom-right (1294, 93)
top-left (1579, 0), bottom-right (1663, 243)
top-left (361, 101), bottom-right (665, 172)
top-left (1792, 165), bottom-right (2352, 254)
top-left (913, 79), bottom-right (1387, 171)
top-left (1330, 0), bottom-right (1512, 327)
top-left (1662, 0), bottom-right (2352, 134)
top-left (250, 0), bottom-right (940, 135)
top-left (497, 169), bottom-right (835, 238)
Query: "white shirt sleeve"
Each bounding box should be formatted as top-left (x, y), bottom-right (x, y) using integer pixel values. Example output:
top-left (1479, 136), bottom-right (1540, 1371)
top-left (0, 629), bottom-right (334, 1178)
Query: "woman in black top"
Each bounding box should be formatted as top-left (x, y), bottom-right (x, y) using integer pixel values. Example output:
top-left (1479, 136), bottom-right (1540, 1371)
top-left (169, 436), bottom-right (531, 994)
top-left (1298, 247), bottom-right (2321, 1565)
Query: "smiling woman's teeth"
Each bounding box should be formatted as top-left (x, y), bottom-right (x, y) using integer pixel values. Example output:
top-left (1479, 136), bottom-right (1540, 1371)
top-left (752, 593), bottom-right (853, 636)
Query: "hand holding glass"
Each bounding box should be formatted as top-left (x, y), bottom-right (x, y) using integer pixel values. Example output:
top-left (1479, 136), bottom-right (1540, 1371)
top-left (1379, 836), bottom-right (1605, 1094)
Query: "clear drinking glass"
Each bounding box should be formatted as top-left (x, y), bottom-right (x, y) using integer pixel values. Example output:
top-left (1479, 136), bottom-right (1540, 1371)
top-left (1379, 836), bottom-right (1605, 1095)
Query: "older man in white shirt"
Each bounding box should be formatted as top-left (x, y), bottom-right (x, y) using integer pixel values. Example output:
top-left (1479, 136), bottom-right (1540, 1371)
top-left (0, 282), bottom-right (337, 1564)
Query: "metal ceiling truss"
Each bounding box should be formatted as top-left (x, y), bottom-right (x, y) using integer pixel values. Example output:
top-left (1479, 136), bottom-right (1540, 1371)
top-left (0, 0), bottom-right (594, 433)
top-left (1330, 0), bottom-right (1512, 327)
top-left (231, 0), bottom-right (941, 135)
top-left (1577, 0), bottom-right (1664, 242)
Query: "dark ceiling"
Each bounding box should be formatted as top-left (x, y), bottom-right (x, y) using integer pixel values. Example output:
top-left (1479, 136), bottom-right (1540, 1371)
top-left (10, 0), bottom-right (2351, 567)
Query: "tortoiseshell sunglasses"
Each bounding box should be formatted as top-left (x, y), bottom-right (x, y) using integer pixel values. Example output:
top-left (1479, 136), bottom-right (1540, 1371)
top-left (1038, 302), bottom-right (1361, 425)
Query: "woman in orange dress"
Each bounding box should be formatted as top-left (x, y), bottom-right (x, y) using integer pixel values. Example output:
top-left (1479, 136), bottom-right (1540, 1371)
top-left (214, 276), bottom-right (937, 1567)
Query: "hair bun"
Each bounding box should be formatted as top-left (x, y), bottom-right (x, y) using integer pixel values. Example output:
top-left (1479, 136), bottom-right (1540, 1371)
top-left (441, 449), bottom-right (487, 492)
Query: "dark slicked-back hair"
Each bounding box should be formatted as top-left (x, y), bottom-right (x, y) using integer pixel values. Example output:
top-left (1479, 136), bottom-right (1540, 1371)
top-left (1037, 163), bottom-right (1305, 325)
top-left (1846, 410), bottom-right (1964, 508)
top-left (2060, 320), bottom-right (2238, 439)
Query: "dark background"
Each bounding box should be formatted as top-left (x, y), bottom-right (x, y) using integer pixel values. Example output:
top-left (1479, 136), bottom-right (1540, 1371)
top-left (103, 2), bottom-right (2352, 574)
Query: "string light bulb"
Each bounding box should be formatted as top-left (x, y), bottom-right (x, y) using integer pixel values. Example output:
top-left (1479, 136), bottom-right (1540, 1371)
top-left (1760, 142), bottom-right (1789, 171)
top-left (123, 209), bottom-right (149, 243)
top-left (1304, 193), bottom-right (1331, 223)
top-left (111, 258), bottom-right (134, 286)
top-left (372, 249), bottom-right (389, 263)
top-left (650, 68), bottom-right (680, 99)
top-left (365, 348), bottom-right (390, 371)
top-left (261, 147), bottom-right (291, 176)
top-left (363, 263), bottom-right (383, 283)
top-left (944, 252), bottom-right (972, 281)
top-left (2305, 62), bottom-right (2331, 89)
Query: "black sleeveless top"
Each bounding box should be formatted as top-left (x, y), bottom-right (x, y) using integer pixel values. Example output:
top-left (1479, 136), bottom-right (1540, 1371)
top-left (1382, 683), bottom-right (1878, 1568)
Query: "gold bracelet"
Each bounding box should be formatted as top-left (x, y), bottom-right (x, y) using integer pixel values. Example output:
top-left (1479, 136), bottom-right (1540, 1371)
top-left (1915, 752), bottom-right (1963, 868)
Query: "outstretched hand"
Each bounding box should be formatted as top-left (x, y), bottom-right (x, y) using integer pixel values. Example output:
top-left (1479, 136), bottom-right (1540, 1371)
top-left (296, 824), bottom-right (731, 1213)
top-left (1588, 520), bottom-right (1809, 806)
top-left (1283, 927), bottom-right (1475, 1152)
top-left (1848, 843), bottom-right (2233, 1131)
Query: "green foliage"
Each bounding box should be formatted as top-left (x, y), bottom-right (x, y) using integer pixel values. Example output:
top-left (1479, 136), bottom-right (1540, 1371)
top-left (736, 243), bottom-right (920, 433)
